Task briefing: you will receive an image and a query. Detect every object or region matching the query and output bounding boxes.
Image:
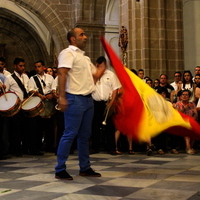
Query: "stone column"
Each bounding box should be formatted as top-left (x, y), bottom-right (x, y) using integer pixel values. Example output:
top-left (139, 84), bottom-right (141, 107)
top-left (120, 0), bottom-right (184, 80)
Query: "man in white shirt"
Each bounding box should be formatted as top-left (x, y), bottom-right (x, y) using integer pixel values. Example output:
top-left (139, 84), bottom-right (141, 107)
top-left (29, 60), bottom-right (55, 154)
top-left (91, 56), bottom-right (121, 154)
top-left (137, 69), bottom-right (146, 82)
top-left (55, 28), bottom-right (106, 180)
top-left (4, 57), bottom-right (30, 156)
top-left (170, 71), bottom-right (182, 90)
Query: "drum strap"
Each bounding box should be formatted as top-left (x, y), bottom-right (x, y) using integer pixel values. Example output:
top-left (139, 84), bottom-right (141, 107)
top-left (33, 75), bottom-right (44, 95)
top-left (11, 73), bottom-right (28, 98)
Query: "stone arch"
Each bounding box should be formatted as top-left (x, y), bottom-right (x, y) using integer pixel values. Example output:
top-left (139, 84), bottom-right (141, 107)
top-left (9, 0), bottom-right (70, 53)
top-left (0, 0), bottom-right (72, 72)
top-left (0, 9), bottom-right (49, 71)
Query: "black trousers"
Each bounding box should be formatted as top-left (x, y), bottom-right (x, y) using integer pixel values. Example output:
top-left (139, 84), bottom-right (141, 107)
top-left (8, 111), bottom-right (30, 154)
top-left (34, 115), bottom-right (55, 152)
top-left (91, 100), bottom-right (115, 152)
top-left (0, 115), bottom-right (9, 156)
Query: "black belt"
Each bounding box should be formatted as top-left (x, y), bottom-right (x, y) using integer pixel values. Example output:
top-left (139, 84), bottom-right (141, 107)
top-left (67, 93), bottom-right (92, 98)
top-left (82, 93), bottom-right (92, 98)
top-left (94, 100), bottom-right (107, 103)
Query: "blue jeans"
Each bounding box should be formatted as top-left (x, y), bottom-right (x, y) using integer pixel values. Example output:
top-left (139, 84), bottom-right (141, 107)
top-left (55, 93), bottom-right (94, 173)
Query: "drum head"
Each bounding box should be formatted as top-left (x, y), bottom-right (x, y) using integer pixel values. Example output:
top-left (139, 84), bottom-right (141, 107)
top-left (0, 92), bottom-right (18, 111)
top-left (22, 96), bottom-right (41, 110)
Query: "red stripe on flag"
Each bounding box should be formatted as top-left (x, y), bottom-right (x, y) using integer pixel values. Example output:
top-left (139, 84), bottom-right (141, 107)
top-left (100, 36), bottom-right (144, 140)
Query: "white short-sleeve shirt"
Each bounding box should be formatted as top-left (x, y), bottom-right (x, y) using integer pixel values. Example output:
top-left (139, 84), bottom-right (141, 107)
top-left (4, 71), bottom-right (29, 101)
top-left (58, 45), bottom-right (96, 95)
top-left (92, 69), bottom-right (121, 101)
top-left (29, 73), bottom-right (54, 95)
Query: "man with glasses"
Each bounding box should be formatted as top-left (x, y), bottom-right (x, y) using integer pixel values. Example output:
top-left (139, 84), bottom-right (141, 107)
top-left (170, 71), bottom-right (182, 90)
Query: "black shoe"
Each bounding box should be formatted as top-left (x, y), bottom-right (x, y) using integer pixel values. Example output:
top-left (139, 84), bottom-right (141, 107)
top-left (0, 155), bottom-right (11, 160)
top-left (55, 170), bottom-right (73, 180)
top-left (90, 149), bottom-right (99, 154)
top-left (29, 151), bottom-right (44, 156)
top-left (147, 149), bottom-right (153, 156)
top-left (79, 168), bottom-right (101, 177)
top-left (13, 152), bottom-right (22, 157)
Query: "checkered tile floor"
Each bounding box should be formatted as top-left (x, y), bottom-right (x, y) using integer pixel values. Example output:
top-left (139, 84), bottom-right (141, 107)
top-left (0, 151), bottom-right (200, 200)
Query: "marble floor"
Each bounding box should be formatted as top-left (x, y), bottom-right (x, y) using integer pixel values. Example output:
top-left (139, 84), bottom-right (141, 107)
top-left (0, 151), bottom-right (200, 200)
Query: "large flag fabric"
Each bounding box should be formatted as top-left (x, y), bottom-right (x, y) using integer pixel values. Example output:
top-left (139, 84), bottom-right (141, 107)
top-left (101, 37), bottom-right (200, 142)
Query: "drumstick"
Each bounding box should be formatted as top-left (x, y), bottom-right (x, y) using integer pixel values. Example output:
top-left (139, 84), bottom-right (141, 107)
top-left (22, 88), bottom-right (39, 106)
top-left (0, 80), bottom-right (7, 101)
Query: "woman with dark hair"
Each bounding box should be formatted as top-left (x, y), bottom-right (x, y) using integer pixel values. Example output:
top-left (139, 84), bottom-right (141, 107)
top-left (182, 70), bottom-right (195, 102)
top-left (146, 78), bottom-right (153, 88)
top-left (153, 79), bottom-right (160, 90)
top-left (46, 67), bottom-right (54, 77)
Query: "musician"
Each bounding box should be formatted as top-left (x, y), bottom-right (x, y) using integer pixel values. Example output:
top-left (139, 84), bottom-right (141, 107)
top-left (0, 73), bottom-right (9, 159)
top-left (29, 60), bottom-right (55, 153)
top-left (4, 57), bottom-right (30, 156)
top-left (90, 56), bottom-right (121, 154)
top-left (0, 57), bottom-right (11, 76)
top-left (0, 74), bottom-right (6, 92)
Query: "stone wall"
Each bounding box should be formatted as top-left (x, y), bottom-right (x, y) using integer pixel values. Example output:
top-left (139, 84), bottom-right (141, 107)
top-left (120, 0), bottom-right (184, 81)
top-left (0, 0), bottom-right (107, 71)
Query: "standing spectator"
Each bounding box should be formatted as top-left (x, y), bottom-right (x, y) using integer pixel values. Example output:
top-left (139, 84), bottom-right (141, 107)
top-left (192, 66), bottom-right (200, 82)
top-left (46, 67), bottom-right (55, 77)
top-left (175, 90), bottom-right (198, 154)
top-left (194, 74), bottom-right (200, 117)
top-left (146, 78), bottom-right (153, 88)
top-left (153, 79), bottom-right (160, 90)
top-left (170, 71), bottom-right (182, 90)
top-left (137, 69), bottom-right (146, 82)
top-left (182, 70), bottom-right (195, 102)
top-left (159, 74), bottom-right (174, 99)
top-left (170, 80), bottom-right (182, 105)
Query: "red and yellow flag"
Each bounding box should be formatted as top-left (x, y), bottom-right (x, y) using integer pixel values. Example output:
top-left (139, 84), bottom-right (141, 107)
top-left (101, 37), bottom-right (200, 142)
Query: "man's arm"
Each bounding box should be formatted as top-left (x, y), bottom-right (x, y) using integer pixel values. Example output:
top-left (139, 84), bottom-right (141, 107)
top-left (108, 89), bottom-right (118, 107)
top-left (93, 62), bottom-right (106, 84)
top-left (57, 67), bottom-right (70, 112)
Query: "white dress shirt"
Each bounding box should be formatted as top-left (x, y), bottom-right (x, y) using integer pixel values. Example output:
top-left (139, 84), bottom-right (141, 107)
top-left (3, 70), bottom-right (11, 77)
top-left (92, 69), bottom-right (121, 101)
top-left (58, 45), bottom-right (96, 95)
top-left (4, 71), bottom-right (29, 101)
top-left (29, 73), bottom-right (54, 95)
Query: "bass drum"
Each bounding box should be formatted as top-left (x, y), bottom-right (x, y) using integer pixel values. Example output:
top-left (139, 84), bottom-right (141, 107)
top-left (21, 96), bottom-right (44, 117)
top-left (39, 98), bottom-right (56, 118)
top-left (0, 91), bottom-right (21, 117)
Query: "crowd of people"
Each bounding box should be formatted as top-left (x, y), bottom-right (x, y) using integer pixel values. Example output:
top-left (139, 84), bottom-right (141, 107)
top-left (0, 43), bottom-right (200, 163)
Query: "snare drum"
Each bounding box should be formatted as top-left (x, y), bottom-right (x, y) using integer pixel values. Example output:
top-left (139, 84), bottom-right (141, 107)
top-left (0, 91), bottom-right (21, 117)
top-left (39, 99), bottom-right (56, 118)
top-left (21, 96), bottom-right (44, 117)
